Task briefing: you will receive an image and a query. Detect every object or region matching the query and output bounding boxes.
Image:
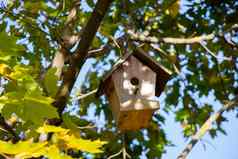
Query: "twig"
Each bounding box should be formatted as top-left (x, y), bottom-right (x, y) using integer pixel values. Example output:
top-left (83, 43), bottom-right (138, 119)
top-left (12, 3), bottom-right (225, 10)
top-left (77, 89), bottom-right (97, 100)
top-left (177, 97), bottom-right (238, 159)
top-left (150, 44), bottom-right (180, 74)
top-left (199, 42), bottom-right (232, 61)
top-left (87, 45), bottom-right (111, 58)
top-left (122, 133), bottom-right (131, 159)
top-left (109, 35), bottom-right (122, 56)
top-left (77, 123), bottom-right (96, 129)
top-left (107, 149), bottom-right (123, 159)
top-left (200, 41), bottom-right (231, 98)
top-left (107, 133), bottom-right (131, 159)
top-left (127, 30), bottom-right (214, 44)
top-left (87, 35), bottom-right (126, 58)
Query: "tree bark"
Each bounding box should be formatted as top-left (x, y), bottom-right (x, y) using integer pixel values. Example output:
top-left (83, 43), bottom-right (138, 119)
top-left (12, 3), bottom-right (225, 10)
top-left (53, 0), bottom-right (113, 115)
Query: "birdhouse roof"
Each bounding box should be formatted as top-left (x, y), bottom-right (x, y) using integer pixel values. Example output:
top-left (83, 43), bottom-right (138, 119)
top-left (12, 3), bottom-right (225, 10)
top-left (96, 48), bottom-right (172, 97)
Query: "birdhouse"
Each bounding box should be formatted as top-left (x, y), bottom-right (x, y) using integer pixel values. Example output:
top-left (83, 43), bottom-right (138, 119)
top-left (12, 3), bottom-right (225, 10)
top-left (96, 49), bottom-right (171, 131)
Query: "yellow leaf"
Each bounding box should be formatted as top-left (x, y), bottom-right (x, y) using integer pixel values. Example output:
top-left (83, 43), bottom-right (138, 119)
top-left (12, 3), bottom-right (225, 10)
top-left (37, 125), bottom-right (107, 154)
top-left (0, 140), bottom-right (47, 158)
top-left (57, 134), bottom-right (107, 154)
top-left (0, 63), bottom-right (11, 76)
top-left (46, 145), bottom-right (73, 159)
top-left (165, 0), bottom-right (180, 17)
top-left (37, 125), bottom-right (68, 134)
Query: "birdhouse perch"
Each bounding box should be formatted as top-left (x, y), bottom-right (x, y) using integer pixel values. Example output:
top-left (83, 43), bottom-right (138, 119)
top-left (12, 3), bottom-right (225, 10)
top-left (96, 49), bottom-right (171, 131)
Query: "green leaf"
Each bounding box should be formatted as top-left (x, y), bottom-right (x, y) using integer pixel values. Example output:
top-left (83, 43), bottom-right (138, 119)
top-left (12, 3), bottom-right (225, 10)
top-left (44, 68), bottom-right (58, 97)
top-left (0, 32), bottom-right (24, 63)
top-left (24, 0), bottom-right (48, 14)
top-left (2, 91), bottom-right (58, 126)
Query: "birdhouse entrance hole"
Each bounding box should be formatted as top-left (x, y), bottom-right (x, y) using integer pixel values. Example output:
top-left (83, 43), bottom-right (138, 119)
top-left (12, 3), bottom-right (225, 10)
top-left (130, 77), bottom-right (139, 86)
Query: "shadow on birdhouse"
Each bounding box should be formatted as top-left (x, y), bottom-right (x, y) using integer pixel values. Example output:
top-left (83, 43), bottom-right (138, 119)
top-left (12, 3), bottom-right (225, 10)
top-left (96, 48), bottom-right (171, 131)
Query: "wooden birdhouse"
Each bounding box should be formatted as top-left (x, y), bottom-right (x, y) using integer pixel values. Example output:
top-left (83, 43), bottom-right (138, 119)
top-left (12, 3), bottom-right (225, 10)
top-left (96, 49), bottom-right (171, 131)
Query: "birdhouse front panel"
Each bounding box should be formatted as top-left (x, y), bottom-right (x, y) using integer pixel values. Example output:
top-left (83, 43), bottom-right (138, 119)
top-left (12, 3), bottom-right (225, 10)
top-left (112, 55), bottom-right (158, 111)
top-left (106, 55), bottom-right (160, 131)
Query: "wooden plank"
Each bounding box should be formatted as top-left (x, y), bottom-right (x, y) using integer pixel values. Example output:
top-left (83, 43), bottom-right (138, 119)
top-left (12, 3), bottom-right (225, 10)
top-left (105, 77), bottom-right (121, 122)
top-left (118, 109), bottom-right (155, 131)
top-left (120, 98), bottom-right (159, 111)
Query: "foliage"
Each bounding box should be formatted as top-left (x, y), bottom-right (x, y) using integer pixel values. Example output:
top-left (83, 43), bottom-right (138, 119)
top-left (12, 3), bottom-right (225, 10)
top-left (0, 0), bottom-right (237, 158)
top-left (0, 124), bottom-right (106, 158)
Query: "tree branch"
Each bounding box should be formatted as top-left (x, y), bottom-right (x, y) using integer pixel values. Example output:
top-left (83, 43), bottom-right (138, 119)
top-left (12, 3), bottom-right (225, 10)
top-left (199, 42), bottom-right (232, 61)
top-left (77, 89), bottom-right (97, 100)
top-left (53, 0), bottom-right (113, 115)
top-left (87, 45), bottom-right (111, 58)
top-left (127, 30), bottom-right (215, 44)
top-left (51, 0), bottom-right (81, 78)
top-left (177, 97), bottom-right (238, 159)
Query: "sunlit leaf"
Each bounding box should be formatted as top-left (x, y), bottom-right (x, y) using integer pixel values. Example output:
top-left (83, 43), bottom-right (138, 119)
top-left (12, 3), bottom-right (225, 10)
top-left (64, 135), bottom-right (107, 153)
top-left (165, 0), bottom-right (180, 17)
top-left (0, 32), bottom-right (24, 64)
top-left (37, 125), bottom-right (67, 134)
top-left (46, 145), bottom-right (73, 159)
top-left (2, 91), bottom-right (58, 125)
top-left (44, 68), bottom-right (59, 97)
top-left (0, 140), bottom-right (47, 157)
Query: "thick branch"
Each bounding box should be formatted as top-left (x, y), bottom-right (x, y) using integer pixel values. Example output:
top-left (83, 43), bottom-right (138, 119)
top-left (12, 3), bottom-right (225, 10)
top-left (127, 30), bottom-right (214, 44)
top-left (177, 97), bottom-right (238, 159)
top-left (53, 0), bottom-right (113, 115)
top-left (51, 0), bottom-right (80, 78)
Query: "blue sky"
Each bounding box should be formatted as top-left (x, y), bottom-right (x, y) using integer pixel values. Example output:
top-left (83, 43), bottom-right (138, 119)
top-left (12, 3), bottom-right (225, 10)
top-left (162, 111), bottom-right (238, 159)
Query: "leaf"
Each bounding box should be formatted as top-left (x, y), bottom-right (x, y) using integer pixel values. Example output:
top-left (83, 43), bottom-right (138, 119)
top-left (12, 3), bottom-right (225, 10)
top-left (0, 32), bottom-right (24, 63)
top-left (24, 0), bottom-right (48, 14)
top-left (165, 0), bottom-right (180, 17)
top-left (0, 63), bottom-right (11, 76)
top-left (0, 140), bottom-right (72, 159)
top-left (46, 145), bottom-right (73, 159)
top-left (44, 68), bottom-right (59, 97)
top-left (0, 140), bottom-right (47, 157)
top-left (86, 0), bottom-right (95, 7)
top-left (37, 124), bottom-right (107, 154)
top-left (63, 135), bottom-right (107, 153)
top-left (62, 113), bottom-right (82, 134)
top-left (2, 91), bottom-right (58, 125)
top-left (9, 65), bottom-right (34, 81)
top-left (37, 125), bottom-right (67, 134)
